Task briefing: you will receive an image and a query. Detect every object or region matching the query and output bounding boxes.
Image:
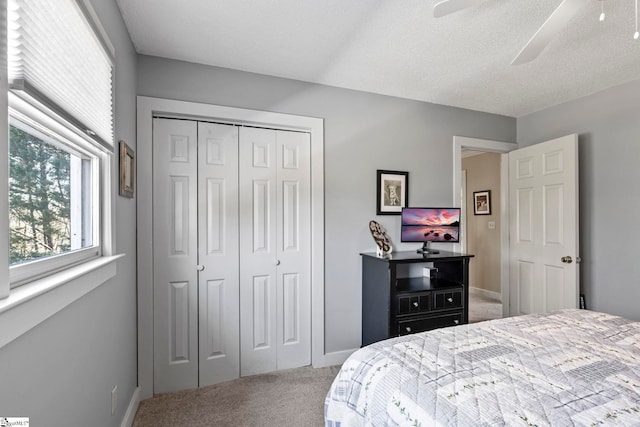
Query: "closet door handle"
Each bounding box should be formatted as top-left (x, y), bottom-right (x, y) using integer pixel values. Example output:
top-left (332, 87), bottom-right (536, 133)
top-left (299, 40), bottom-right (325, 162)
top-left (196, 265), bottom-right (205, 271)
top-left (275, 260), bottom-right (281, 266)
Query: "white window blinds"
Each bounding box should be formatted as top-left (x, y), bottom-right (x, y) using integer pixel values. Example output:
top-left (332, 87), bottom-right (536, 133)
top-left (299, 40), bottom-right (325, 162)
top-left (7, 0), bottom-right (114, 147)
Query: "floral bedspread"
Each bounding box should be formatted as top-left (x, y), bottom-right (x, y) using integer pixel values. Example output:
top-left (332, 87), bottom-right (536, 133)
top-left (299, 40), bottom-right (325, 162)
top-left (325, 310), bottom-right (640, 426)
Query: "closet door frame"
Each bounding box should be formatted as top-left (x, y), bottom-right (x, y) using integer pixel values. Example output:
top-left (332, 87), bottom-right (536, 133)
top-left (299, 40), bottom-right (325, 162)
top-left (136, 96), bottom-right (325, 399)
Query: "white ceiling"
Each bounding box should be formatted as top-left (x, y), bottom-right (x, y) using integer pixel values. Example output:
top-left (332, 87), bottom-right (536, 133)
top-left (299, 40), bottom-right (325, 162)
top-left (117, 0), bottom-right (640, 117)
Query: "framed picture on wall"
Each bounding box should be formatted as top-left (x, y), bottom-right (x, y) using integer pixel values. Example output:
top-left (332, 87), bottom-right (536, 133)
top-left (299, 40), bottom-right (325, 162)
top-left (119, 140), bottom-right (135, 198)
top-left (376, 170), bottom-right (408, 215)
top-left (473, 190), bottom-right (491, 215)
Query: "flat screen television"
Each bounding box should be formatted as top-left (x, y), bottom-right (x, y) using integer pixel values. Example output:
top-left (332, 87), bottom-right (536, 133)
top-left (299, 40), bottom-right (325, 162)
top-left (401, 207), bottom-right (461, 254)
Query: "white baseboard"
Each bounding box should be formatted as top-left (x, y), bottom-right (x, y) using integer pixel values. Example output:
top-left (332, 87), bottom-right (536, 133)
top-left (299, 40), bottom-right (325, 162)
top-left (120, 386), bottom-right (141, 427)
top-left (470, 287), bottom-right (502, 302)
top-left (317, 348), bottom-right (359, 367)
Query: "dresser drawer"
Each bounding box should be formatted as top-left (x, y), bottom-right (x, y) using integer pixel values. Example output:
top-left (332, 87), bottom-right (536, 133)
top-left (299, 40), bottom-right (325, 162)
top-left (433, 289), bottom-right (463, 310)
top-left (396, 312), bottom-right (463, 336)
top-left (397, 294), bottom-right (430, 315)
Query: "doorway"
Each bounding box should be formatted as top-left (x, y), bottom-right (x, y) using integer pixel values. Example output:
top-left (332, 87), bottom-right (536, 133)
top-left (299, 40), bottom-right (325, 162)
top-left (462, 150), bottom-right (503, 322)
top-left (453, 136), bottom-right (514, 319)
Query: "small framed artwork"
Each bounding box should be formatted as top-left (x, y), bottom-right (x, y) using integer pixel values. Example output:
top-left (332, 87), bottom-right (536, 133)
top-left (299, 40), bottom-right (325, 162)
top-left (119, 140), bottom-right (135, 198)
top-left (473, 190), bottom-right (491, 215)
top-left (376, 170), bottom-right (409, 215)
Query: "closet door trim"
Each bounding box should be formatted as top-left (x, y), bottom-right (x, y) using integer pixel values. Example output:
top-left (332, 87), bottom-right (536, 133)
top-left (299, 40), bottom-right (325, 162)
top-left (137, 97), bottom-right (325, 399)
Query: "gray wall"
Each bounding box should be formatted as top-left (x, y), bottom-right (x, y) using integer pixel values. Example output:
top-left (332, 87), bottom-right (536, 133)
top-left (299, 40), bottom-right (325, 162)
top-left (137, 56), bottom-right (516, 353)
top-left (518, 78), bottom-right (640, 321)
top-left (0, 1), bottom-right (138, 425)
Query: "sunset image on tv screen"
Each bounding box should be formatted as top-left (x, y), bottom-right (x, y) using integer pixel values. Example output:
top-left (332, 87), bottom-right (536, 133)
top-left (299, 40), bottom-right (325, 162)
top-left (401, 208), bottom-right (460, 242)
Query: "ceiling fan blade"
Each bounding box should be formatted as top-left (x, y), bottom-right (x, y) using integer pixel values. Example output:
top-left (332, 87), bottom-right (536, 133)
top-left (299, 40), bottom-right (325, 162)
top-left (511, 0), bottom-right (586, 65)
top-left (433, 0), bottom-right (488, 18)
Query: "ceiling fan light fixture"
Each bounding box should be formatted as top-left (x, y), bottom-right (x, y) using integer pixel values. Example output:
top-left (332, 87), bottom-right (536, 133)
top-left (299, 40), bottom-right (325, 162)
top-left (599, 0), bottom-right (605, 22)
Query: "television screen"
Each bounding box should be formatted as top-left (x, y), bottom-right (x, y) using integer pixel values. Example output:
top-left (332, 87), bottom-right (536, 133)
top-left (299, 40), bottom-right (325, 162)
top-left (401, 208), bottom-right (461, 243)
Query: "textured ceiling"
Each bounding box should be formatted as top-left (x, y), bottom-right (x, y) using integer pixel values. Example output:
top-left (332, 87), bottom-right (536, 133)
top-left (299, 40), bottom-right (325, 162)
top-left (117, 0), bottom-right (640, 117)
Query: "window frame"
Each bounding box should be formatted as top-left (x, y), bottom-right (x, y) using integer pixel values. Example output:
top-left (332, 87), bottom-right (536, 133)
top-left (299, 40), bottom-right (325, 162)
top-left (8, 92), bottom-right (108, 287)
top-left (7, 90), bottom-right (113, 289)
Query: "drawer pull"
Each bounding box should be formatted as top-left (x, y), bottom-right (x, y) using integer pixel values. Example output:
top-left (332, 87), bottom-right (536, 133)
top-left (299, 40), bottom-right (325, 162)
top-left (453, 320), bottom-right (459, 325)
top-left (413, 302), bottom-right (419, 307)
top-left (447, 297), bottom-right (453, 303)
top-left (406, 326), bottom-right (412, 332)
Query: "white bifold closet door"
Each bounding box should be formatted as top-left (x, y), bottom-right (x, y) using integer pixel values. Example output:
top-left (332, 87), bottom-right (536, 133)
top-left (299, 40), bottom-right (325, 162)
top-left (153, 118), bottom-right (310, 394)
top-left (239, 126), bottom-right (311, 376)
top-left (197, 122), bottom-right (241, 386)
top-left (153, 118), bottom-right (199, 393)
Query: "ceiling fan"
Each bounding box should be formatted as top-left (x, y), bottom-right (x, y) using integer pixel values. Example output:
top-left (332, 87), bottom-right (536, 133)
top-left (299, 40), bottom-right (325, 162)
top-left (433, 0), bottom-right (587, 65)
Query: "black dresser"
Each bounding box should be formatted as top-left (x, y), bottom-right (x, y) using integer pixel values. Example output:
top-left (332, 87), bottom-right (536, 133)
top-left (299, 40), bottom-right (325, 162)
top-left (361, 250), bottom-right (474, 346)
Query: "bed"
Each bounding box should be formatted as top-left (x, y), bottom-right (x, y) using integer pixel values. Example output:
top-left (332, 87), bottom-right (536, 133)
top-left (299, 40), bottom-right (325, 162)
top-left (325, 309), bottom-right (640, 426)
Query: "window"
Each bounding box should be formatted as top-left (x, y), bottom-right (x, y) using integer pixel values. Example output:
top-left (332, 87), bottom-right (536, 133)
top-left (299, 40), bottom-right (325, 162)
top-left (9, 121), bottom-right (94, 263)
top-left (8, 114), bottom-right (102, 285)
top-left (5, 0), bottom-right (114, 288)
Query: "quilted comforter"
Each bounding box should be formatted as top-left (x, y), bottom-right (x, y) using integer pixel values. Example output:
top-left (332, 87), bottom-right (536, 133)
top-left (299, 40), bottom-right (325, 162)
top-left (325, 310), bottom-right (640, 426)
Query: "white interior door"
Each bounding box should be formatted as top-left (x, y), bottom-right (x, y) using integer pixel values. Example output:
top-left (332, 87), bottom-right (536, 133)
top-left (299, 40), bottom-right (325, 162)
top-left (508, 134), bottom-right (579, 316)
top-left (197, 122), bottom-right (240, 386)
top-left (239, 127), bottom-right (311, 376)
top-left (153, 118), bottom-right (199, 393)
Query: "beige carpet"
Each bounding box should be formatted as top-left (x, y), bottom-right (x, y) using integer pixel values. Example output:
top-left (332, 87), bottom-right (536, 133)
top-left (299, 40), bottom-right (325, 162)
top-left (469, 291), bottom-right (503, 323)
top-left (133, 365), bottom-right (341, 427)
top-left (135, 296), bottom-right (501, 426)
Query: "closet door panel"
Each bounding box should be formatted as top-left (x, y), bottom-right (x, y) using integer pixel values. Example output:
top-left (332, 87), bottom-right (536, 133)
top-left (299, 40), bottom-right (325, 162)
top-left (276, 131), bottom-right (311, 369)
top-left (153, 118), bottom-right (199, 393)
top-left (252, 179), bottom-right (271, 252)
top-left (197, 122), bottom-right (240, 386)
top-left (239, 127), bottom-right (278, 376)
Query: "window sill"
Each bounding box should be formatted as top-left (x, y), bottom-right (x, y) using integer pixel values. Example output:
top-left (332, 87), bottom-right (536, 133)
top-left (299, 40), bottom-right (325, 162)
top-left (0, 254), bottom-right (124, 349)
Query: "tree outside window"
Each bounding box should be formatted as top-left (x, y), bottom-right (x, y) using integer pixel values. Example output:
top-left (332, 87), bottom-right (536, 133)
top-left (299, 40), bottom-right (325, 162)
top-left (9, 124), bottom-right (91, 265)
